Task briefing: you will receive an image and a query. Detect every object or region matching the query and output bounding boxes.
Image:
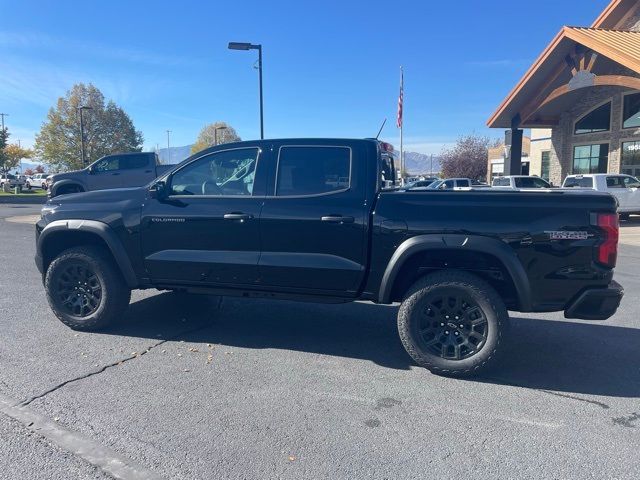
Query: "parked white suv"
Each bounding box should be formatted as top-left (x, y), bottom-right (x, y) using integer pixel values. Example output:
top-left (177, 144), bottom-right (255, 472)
top-left (492, 175), bottom-right (552, 189)
top-left (562, 174), bottom-right (640, 217)
top-left (26, 173), bottom-right (50, 190)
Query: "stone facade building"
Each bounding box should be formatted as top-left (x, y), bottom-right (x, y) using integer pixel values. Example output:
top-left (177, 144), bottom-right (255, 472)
top-left (487, 0), bottom-right (640, 186)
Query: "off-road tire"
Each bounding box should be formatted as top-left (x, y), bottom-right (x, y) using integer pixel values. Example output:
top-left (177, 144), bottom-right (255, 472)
top-left (45, 246), bottom-right (131, 331)
top-left (398, 270), bottom-right (508, 377)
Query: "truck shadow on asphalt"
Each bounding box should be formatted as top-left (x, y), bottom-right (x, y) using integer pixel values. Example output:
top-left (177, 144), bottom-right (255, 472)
top-left (108, 292), bottom-right (640, 398)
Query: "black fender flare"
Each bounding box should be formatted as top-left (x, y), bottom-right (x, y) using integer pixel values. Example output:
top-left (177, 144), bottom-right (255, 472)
top-left (37, 219), bottom-right (138, 288)
top-left (51, 179), bottom-right (86, 196)
top-left (378, 234), bottom-right (532, 310)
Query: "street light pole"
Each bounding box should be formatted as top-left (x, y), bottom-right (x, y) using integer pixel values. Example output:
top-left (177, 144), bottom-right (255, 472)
top-left (228, 42), bottom-right (264, 139)
top-left (257, 45), bottom-right (263, 140)
top-left (0, 113), bottom-right (8, 132)
top-left (77, 106), bottom-right (93, 167)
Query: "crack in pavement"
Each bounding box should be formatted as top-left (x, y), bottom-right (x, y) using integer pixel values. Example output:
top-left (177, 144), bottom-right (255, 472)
top-left (19, 321), bottom-right (215, 407)
top-left (484, 376), bottom-right (611, 410)
top-left (612, 412), bottom-right (640, 428)
top-left (538, 390), bottom-right (610, 410)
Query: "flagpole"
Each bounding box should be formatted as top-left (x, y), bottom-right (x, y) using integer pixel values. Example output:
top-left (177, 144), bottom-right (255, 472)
top-left (399, 66), bottom-right (404, 185)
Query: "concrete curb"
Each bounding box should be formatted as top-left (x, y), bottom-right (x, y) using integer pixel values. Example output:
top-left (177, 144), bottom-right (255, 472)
top-left (0, 195), bottom-right (47, 204)
top-left (0, 393), bottom-right (164, 480)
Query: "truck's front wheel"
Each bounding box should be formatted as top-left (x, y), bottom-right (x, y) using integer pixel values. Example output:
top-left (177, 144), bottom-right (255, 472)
top-left (398, 270), bottom-right (508, 377)
top-left (45, 246), bottom-right (131, 331)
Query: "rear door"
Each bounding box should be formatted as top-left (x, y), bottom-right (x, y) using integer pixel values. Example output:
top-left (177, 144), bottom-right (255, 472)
top-left (119, 154), bottom-right (155, 187)
top-left (258, 142), bottom-right (368, 295)
top-left (623, 175), bottom-right (640, 212)
top-left (606, 175), bottom-right (629, 210)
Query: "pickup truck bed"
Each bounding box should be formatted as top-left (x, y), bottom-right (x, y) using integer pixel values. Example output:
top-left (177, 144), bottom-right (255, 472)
top-left (35, 138), bottom-right (623, 376)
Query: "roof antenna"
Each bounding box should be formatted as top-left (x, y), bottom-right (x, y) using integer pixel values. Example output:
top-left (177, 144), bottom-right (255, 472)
top-left (375, 118), bottom-right (387, 140)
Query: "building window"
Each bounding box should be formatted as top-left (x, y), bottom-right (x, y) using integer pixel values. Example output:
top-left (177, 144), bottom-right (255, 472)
top-left (574, 102), bottom-right (611, 135)
top-left (623, 93), bottom-right (640, 129)
top-left (541, 151), bottom-right (550, 181)
top-left (572, 144), bottom-right (609, 174)
top-left (621, 140), bottom-right (640, 177)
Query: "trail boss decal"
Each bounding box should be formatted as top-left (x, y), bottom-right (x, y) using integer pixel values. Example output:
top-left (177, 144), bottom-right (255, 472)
top-left (545, 230), bottom-right (589, 240)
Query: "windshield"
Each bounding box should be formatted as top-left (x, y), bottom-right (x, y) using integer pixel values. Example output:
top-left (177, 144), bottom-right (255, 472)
top-left (426, 180), bottom-right (444, 189)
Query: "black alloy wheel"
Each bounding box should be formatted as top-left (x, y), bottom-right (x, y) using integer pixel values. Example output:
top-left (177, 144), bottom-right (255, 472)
top-left (416, 288), bottom-right (488, 361)
top-left (397, 270), bottom-right (508, 377)
top-left (52, 262), bottom-right (103, 318)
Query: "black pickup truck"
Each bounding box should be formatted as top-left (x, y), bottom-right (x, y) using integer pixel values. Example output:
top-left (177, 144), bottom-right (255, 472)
top-left (35, 138), bottom-right (623, 376)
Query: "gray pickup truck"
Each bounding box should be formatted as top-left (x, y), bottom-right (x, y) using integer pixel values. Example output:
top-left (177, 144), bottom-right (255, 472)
top-left (48, 152), bottom-right (173, 198)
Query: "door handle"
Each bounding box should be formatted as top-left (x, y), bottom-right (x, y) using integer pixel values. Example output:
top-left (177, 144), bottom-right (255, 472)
top-left (224, 213), bottom-right (253, 221)
top-left (321, 215), bottom-right (355, 223)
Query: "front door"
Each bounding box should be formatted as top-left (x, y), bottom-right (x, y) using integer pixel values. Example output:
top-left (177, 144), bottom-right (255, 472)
top-left (141, 146), bottom-right (265, 286)
top-left (258, 143), bottom-right (368, 295)
top-left (88, 155), bottom-right (125, 190)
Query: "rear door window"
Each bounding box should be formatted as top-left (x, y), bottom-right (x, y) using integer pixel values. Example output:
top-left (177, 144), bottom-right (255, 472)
top-left (276, 146), bottom-right (351, 196)
top-left (121, 155), bottom-right (149, 170)
top-left (457, 179), bottom-right (470, 187)
top-left (564, 177), bottom-right (593, 188)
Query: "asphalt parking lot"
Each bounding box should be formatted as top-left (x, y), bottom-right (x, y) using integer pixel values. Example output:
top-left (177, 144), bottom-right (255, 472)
top-left (1, 203), bottom-right (639, 479)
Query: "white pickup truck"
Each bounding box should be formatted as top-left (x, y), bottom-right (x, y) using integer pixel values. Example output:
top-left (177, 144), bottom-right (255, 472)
top-left (563, 174), bottom-right (640, 218)
top-left (492, 175), bottom-right (552, 189)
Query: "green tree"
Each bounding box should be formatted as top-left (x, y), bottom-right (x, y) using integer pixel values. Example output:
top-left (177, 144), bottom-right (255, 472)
top-left (191, 122), bottom-right (241, 154)
top-left (35, 83), bottom-right (144, 172)
top-left (0, 127), bottom-right (9, 173)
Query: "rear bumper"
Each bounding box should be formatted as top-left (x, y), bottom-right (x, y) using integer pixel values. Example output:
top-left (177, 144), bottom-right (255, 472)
top-left (564, 281), bottom-right (624, 320)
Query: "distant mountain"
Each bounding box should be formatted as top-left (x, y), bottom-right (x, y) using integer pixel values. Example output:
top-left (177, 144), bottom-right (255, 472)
top-left (14, 160), bottom-right (50, 174)
top-left (157, 145), bottom-right (193, 165)
top-left (394, 150), bottom-right (441, 175)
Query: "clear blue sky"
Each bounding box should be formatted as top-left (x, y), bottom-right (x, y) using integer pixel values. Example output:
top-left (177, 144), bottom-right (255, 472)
top-left (0, 0), bottom-right (608, 155)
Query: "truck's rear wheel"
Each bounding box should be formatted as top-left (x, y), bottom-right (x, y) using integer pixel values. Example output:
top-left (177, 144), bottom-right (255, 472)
top-left (397, 270), bottom-right (508, 377)
top-left (45, 246), bottom-right (131, 331)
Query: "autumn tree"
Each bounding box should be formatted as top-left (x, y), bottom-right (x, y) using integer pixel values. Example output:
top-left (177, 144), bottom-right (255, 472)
top-left (24, 168), bottom-right (34, 176)
top-left (3, 144), bottom-right (34, 173)
top-left (35, 164), bottom-right (45, 174)
top-left (191, 122), bottom-right (241, 154)
top-left (440, 134), bottom-right (500, 181)
top-left (35, 83), bottom-right (144, 172)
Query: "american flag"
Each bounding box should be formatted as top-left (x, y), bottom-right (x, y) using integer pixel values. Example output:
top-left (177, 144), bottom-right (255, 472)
top-left (397, 68), bottom-right (403, 128)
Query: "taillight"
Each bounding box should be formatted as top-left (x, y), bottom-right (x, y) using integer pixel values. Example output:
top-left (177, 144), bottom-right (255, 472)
top-left (594, 213), bottom-right (619, 268)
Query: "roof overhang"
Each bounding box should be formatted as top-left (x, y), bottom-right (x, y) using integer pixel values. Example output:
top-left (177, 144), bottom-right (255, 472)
top-left (487, 27), bottom-right (640, 129)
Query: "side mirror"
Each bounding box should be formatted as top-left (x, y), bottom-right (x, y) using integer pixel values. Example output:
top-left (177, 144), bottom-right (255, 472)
top-left (150, 180), bottom-right (168, 199)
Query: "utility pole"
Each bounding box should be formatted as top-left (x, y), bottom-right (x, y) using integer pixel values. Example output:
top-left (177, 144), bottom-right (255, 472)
top-left (166, 130), bottom-right (171, 164)
top-left (0, 113), bottom-right (8, 132)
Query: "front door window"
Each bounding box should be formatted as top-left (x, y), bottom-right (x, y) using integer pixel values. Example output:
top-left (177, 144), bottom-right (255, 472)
top-left (573, 144), bottom-right (608, 174)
